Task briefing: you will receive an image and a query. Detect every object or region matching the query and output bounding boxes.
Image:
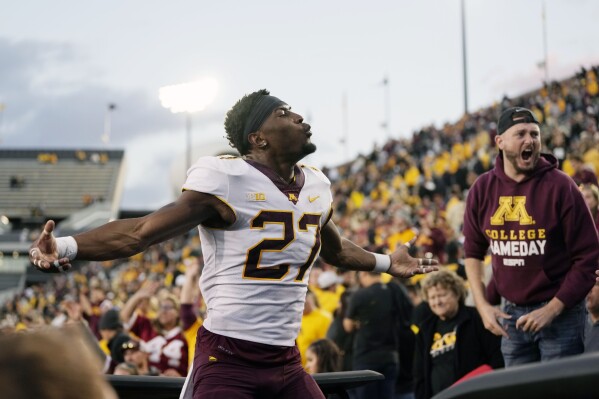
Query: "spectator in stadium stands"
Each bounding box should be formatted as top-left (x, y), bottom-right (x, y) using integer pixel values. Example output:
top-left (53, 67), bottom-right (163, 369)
top-left (0, 326), bottom-right (118, 399)
top-left (444, 240), bottom-right (466, 280)
top-left (113, 362), bottom-right (139, 376)
top-left (413, 271), bottom-right (503, 399)
top-left (582, 184), bottom-right (599, 353)
top-left (584, 282), bottom-right (599, 352)
top-left (58, 294), bottom-right (114, 372)
top-left (9, 175), bottom-right (25, 189)
top-left (313, 269), bottom-right (344, 315)
top-left (297, 289), bottom-right (333, 366)
top-left (180, 256), bottom-right (203, 369)
top-left (344, 271), bottom-right (402, 399)
top-left (305, 338), bottom-right (342, 374)
top-left (444, 185), bottom-right (466, 238)
top-left (80, 285), bottom-right (111, 339)
top-left (415, 210), bottom-right (447, 264)
top-left (121, 339), bottom-right (160, 376)
top-left (387, 211), bottom-right (418, 253)
top-left (0, 316), bottom-right (16, 334)
top-left (29, 89), bottom-right (438, 399)
top-left (580, 183), bottom-right (599, 229)
top-left (405, 282), bottom-right (423, 309)
top-left (326, 277), bottom-right (357, 372)
top-left (570, 153), bottom-right (598, 186)
top-left (98, 308), bottom-right (132, 373)
top-left (120, 282), bottom-right (189, 377)
top-left (408, 280), bottom-right (434, 338)
top-left (388, 278), bottom-right (418, 399)
top-left (548, 127), bottom-right (568, 169)
top-left (463, 107), bottom-right (599, 366)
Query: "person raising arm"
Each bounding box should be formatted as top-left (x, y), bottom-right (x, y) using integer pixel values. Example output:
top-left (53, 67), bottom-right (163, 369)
top-left (30, 89), bottom-right (438, 399)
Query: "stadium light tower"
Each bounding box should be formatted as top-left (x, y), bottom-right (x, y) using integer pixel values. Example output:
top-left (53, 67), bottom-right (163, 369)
top-left (381, 75), bottom-right (391, 138)
top-left (101, 103), bottom-right (116, 145)
top-left (159, 78), bottom-right (218, 171)
top-left (541, 0), bottom-right (549, 83)
top-left (0, 103), bottom-right (5, 144)
top-left (461, 0), bottom-right (469, 115)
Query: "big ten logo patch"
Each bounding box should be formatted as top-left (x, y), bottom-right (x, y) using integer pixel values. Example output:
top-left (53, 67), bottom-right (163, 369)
top-left (246, 192), bottom-right (266, 201)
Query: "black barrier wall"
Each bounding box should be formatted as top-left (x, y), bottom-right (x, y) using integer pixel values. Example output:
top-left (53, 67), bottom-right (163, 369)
top-left (109, 353), bottom-right (599, 399)
top-left (432, 351), bottom-right (599, 399)
top-left (107, 370), bottom-right (384, 399)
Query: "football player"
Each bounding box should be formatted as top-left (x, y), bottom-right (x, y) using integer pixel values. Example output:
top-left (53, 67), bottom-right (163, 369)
top-left (30, 89), bottom-right (438, 399)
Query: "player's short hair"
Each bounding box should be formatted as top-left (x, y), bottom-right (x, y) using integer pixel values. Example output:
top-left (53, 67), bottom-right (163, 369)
top-left (224, 89), bottom-right (270, 155)
top-left (421, 270), bottom-right (468, 305)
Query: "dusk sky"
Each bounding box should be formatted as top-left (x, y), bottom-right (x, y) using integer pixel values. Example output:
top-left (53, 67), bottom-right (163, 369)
top-left (1, 0), bottom-right (598, 209)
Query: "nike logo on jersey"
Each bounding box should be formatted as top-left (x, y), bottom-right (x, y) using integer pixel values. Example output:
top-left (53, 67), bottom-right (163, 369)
top-left (309, 195), bottom-right (320, 203)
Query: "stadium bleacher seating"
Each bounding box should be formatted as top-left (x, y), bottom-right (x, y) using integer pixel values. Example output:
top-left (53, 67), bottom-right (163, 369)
top-left (0, 148), bottom-right (127, 291)
top-left (0, 149), bottom-right (126, 221)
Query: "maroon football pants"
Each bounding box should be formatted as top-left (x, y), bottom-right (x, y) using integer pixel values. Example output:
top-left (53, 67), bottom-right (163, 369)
top-left (191, 327), bottom-right (324, 399)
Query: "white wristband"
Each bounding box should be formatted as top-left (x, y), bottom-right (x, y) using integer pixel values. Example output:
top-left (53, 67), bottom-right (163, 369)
top-left (56, 236), bottom-right (78, 261)
top-left (372, 253), bottom-right (391, 273)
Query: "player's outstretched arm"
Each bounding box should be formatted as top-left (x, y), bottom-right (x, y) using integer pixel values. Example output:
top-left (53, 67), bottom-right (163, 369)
top-left (319, 220), bottom-right (438, 278)
top-left (29, 190), bottom-right (229, 273)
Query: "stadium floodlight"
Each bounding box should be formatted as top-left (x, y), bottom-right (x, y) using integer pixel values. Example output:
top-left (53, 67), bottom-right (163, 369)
top-left (159, 78), bottom-right (218, 170)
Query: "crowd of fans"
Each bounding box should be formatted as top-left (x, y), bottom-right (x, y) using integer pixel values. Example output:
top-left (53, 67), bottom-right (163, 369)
top-left (1, 65), bottom-right (598, 398)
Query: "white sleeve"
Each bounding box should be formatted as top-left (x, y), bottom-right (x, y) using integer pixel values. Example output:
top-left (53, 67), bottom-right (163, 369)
top-left (182, 156), bottom-right (229, 198)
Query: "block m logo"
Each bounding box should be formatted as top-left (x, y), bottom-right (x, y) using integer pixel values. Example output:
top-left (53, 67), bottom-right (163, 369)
top-left (490, 196), bottom-right (535, 226)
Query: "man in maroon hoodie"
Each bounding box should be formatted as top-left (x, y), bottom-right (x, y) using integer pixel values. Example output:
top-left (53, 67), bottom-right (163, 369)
top-left (463, 107), bottom-right (599, 366)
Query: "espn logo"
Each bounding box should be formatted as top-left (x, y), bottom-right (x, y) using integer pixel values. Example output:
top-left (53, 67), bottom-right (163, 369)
top-left (246, 192), bottom-right (266, 201)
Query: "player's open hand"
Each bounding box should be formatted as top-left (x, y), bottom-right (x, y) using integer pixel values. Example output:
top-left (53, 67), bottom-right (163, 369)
top-left (29, 220), bottom-right (72, 273)
top-left (387, 238), bottom-right (439, 278)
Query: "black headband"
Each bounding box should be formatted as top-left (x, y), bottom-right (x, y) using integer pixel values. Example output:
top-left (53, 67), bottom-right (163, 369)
top-left (243, 94), bottom-right (286, 147)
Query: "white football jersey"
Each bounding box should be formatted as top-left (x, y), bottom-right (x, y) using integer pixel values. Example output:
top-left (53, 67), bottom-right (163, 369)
top-left (182, 156), bottom-right (333, 346)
